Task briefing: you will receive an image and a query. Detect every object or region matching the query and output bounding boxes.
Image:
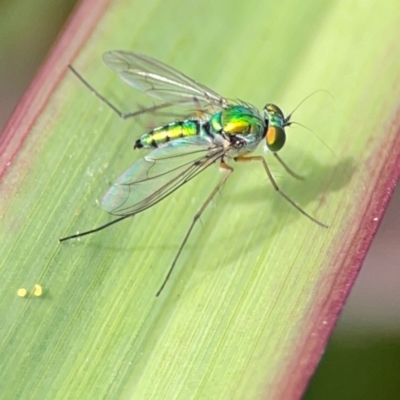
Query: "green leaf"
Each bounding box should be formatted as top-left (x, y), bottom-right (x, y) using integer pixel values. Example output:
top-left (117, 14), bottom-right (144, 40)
top-left (1, 0), bottom-right (399, 398)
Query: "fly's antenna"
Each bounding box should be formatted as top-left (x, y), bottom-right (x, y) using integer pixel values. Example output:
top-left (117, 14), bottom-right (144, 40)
top-left (285, 89), bottom-right (335, 124)
top-left (285, 90), bottom-right (337, 160)
top-left (284, 89), bottom-right (339, 161)
top-left (289, 121), bottom-right (339, 161)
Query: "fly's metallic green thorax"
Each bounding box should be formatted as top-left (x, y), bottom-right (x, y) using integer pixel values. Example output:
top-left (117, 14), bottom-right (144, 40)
top-left (134, 120), bottom-right (199, 149)
top-left (263, 103), bottom-right (287, 152)
top-left (210, 105), bottom-right (264, 137)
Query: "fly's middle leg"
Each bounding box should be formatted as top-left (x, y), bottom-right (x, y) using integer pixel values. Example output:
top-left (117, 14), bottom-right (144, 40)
top-left (156, 162), bottom-right (233, 296)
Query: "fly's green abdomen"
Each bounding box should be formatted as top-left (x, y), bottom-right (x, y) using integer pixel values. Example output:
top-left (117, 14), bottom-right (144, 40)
top-left (209, 105), bottom-right (264, 137)
top-left (134, 120), bottom-right (199, 149)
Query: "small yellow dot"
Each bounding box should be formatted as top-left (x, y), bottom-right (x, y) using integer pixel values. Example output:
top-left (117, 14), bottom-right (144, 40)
top-left (17, 288), bottom-right (27, 297)
top-left (33, 284), bottom-right (43, 297)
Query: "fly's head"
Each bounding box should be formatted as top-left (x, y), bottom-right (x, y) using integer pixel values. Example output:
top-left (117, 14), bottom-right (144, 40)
top-left (263, 104), bottom-right (292, 152)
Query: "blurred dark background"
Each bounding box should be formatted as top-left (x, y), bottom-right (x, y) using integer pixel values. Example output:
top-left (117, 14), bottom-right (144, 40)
top-left (1, 1), bottom-right (399, 398)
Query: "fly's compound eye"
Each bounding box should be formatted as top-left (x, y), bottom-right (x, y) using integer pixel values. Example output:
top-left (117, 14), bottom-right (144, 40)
top-left (266, 126), bottom-right (286, 152)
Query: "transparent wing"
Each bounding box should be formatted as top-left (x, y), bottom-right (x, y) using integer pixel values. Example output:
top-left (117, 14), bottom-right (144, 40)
top-left (102, 136), bottom-right (227, 216)
top-left (102, 51), bottom-right (229, 111)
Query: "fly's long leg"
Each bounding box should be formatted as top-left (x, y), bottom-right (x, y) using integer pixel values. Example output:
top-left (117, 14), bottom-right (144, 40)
top-left (156, 162), bottom-right (233, 296)
top-left (59, 215), bottom-right (131, 242)
top-left (235, 155), bottom-right (328, 228)
top-left (69, 65), bottom-right (174, 119)
top-left (273, 153), bottom-right (305, 181)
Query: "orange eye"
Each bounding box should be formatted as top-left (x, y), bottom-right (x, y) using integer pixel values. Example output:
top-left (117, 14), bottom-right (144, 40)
top-left (266, 126), bottom-right (286, 152)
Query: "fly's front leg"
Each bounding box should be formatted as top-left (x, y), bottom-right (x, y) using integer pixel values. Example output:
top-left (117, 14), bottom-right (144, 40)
top-left (156, 162), bottom-right (233, 296)
top-left (273, 153), bottom-right (305, 181)
top-left (69, 65), bottom-right (173, 119)
top-left (235, 155), bottom-right (327, 228)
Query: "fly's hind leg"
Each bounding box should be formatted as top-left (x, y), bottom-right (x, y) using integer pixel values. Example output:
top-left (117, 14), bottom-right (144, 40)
top-left (156, 162), bottom-right (233, 296)
top-left (69, 65), bottom-right (174, 119)
top-left (59, 215), bottom-right (132, 242)
top-left (235, 155), bottom-right (327, 228)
